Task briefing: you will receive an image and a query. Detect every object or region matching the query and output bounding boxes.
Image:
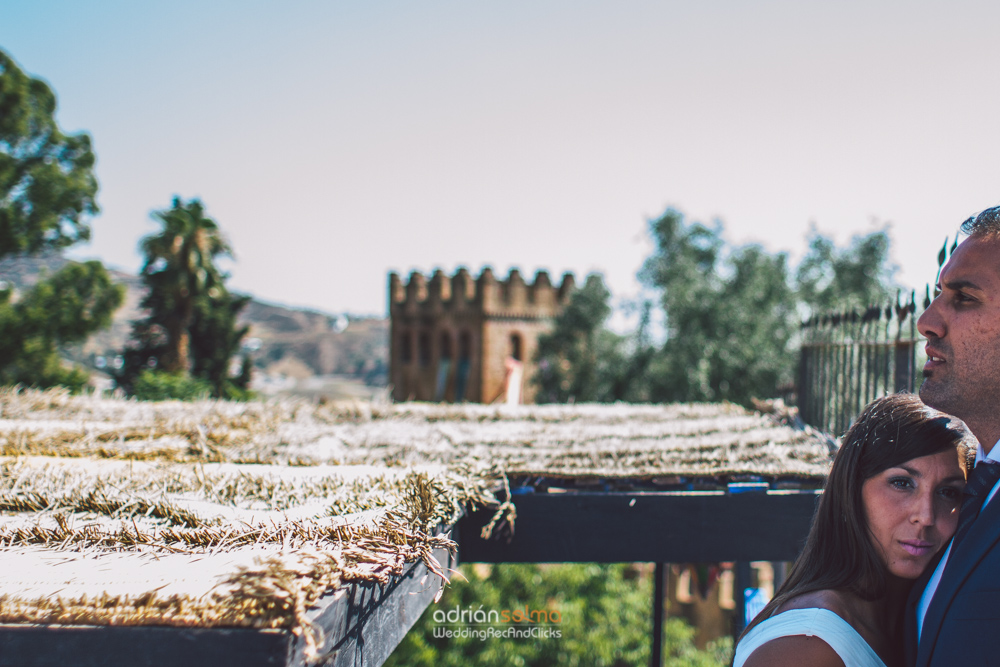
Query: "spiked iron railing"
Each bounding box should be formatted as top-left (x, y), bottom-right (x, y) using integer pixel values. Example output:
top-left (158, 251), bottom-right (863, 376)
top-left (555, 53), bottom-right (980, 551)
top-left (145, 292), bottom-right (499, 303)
top-left (797, 235), bottom-right (959, 436)
top-left (798, 294), bottom-right (920, 436)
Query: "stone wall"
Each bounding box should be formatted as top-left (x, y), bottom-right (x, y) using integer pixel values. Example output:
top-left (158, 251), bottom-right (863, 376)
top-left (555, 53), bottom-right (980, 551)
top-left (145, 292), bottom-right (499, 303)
top-left (388, 267), bottom-right (573, 403)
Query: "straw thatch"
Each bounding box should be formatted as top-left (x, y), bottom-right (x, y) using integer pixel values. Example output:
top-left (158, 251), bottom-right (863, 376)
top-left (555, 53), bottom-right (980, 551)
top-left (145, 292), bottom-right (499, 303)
top-left (0, 388), bottom-right (833, 650)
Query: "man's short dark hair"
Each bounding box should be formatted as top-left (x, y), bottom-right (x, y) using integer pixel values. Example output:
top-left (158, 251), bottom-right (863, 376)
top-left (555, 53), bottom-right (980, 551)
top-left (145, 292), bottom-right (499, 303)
top-left (961, 206), bottom-right (1000, 237)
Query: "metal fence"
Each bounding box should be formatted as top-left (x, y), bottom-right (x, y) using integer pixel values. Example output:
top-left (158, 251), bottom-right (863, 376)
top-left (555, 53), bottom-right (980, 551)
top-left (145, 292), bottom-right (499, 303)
top-left (797, 292), bottom-right (923, 436)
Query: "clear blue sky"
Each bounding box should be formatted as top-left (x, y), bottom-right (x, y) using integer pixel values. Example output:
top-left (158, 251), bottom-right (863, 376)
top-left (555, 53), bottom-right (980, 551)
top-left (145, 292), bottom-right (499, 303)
top-left (3, 0), bottom-right (998, 316)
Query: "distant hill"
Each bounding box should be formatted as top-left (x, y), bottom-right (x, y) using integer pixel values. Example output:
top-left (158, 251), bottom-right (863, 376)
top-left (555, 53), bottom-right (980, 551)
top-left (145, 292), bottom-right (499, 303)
top-left (240, 299), bottom-right (387, 385)
top-left (0, 253), bottom-right (388, 390)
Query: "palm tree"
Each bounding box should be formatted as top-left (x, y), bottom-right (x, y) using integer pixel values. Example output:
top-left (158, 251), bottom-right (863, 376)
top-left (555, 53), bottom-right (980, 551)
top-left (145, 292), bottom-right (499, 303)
top-left (139, 197), bottom-right (231, 373)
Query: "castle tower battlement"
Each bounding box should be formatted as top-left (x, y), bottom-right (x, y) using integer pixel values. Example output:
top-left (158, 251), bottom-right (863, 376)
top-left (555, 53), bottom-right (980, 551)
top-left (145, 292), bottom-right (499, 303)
top-left (388, 266), bottom-right (574, 404)
top-left (389, 267), bottom-right (574, 319)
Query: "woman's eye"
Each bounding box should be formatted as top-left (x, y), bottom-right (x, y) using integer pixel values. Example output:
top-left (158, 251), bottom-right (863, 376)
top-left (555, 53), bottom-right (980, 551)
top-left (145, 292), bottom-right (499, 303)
top-left (939, 486), bottom-right (963, 500)
top-left (889, 477), bottom-right (913, 490)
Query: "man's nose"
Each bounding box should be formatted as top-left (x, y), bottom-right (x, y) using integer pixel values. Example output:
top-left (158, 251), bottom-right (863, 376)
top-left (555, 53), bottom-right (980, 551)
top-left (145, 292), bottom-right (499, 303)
top-left (918, 298), bottom-right (945, 340)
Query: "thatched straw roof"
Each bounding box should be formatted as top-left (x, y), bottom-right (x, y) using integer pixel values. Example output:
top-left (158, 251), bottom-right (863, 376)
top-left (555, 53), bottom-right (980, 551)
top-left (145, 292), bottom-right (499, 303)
top-left (0, 388), bottom-right (832, 648)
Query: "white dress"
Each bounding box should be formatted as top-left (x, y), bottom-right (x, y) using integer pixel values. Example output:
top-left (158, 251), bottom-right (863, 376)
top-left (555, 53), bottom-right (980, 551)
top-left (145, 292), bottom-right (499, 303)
top-left (732, 608), bottom-right (887, 667)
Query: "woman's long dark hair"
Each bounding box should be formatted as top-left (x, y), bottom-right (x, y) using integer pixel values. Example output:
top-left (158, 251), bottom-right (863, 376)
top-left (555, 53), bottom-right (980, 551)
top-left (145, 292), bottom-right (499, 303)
top-left (739, 393), bottom-right (974, 641)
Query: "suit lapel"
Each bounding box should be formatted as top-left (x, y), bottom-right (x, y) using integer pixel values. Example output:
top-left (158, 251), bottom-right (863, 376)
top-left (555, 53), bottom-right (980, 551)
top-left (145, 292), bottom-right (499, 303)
top-left (904, 550), bottom-right (942, 667)
top-left (915, 496), bottom-right (1000, 666)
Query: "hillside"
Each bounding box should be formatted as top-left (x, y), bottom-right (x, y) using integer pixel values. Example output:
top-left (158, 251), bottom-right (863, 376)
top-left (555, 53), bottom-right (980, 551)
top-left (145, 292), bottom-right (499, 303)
top-left (0, 254), bottom-right (388, 393)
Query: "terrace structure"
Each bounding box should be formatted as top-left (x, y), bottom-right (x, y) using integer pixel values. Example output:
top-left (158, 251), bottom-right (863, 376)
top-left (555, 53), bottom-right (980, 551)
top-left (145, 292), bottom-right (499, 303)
top-left (0, 391), bottom-right (833, 666)
top-left (388, 267), bottom-right (575, 404)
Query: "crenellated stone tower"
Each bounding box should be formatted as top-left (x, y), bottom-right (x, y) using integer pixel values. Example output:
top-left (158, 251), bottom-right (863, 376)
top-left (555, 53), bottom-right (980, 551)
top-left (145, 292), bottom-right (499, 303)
top-left (388, 267), bottom-right (575, 403)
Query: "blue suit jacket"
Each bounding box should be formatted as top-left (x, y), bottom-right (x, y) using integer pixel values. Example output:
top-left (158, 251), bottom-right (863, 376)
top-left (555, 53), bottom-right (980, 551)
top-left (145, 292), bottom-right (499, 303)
top-left (905, 496), bottom-right (1000, 666)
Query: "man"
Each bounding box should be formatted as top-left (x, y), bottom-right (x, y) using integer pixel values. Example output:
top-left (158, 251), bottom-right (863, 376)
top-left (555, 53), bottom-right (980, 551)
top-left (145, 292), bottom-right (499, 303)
top-left (906, 206), bottom-right (1000, 666)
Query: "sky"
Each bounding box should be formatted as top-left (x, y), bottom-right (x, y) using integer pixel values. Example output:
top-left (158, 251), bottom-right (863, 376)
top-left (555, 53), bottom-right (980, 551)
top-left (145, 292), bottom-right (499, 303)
top-left (2, 0), bottom-right (999, 318)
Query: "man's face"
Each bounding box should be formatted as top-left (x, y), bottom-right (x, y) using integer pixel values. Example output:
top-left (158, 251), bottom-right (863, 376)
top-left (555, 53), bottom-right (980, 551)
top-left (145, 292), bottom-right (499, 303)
top-left (918, 235), bottom-right (1000, 433)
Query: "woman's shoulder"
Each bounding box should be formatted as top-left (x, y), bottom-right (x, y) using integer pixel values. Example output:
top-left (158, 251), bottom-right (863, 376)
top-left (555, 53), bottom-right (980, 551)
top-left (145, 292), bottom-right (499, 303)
top-left (740, 634), bottom-right (845, 667)
top-left (734, 592), bottom-right (884, 667)
top-left (776, 589), bottom-right (854, 618)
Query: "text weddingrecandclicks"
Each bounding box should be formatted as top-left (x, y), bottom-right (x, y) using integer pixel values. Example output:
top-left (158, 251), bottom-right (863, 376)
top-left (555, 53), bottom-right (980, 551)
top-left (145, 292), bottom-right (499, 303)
top-left (432, 626), bottom-right (562, 640)
top-left (431, 605), bottom-right (563, 641)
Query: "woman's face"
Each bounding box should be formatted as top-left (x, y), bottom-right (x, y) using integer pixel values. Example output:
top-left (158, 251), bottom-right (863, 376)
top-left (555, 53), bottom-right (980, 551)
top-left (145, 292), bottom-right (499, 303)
top-left (862, 448), bottom-right (965, 579)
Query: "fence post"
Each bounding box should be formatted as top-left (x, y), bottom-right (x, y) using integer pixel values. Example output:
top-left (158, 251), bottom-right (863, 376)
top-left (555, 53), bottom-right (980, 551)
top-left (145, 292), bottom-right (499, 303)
top-left (894, 341), bottom-right (915, 393)
top-left (798, 297), bottom-right (924, 434)
top-left (798, 346), bottom-right (810, 426)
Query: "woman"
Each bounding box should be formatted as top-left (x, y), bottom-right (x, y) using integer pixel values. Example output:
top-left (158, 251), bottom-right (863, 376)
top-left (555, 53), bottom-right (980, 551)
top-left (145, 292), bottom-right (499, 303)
top-left (733, 394), bottom-right (974, 667)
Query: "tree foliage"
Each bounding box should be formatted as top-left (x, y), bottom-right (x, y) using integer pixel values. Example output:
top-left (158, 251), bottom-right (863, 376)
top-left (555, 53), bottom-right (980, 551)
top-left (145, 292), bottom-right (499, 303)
top-left (0, 261), bottom-right (122, 390)
top-left (535, 274), bottom-right (655, 404)
top-left (138, 197), bottom-right (232, 373)
top-left (795, 225), bottom-right (895, 314)
top-left (0, 49), bottom-right (98, 260)
top-left (532, 208), bottom-right (898, 407)
top-left (118, 197), bottom-right (251, 400)
top-left (188, 290), bottom-right (252, 397)
top-left (386, 563), bottom-right (731, 667)
top-left (535, 274), bottom-right (616, 403)
top-left (0, 48), bottom-right (122, 390)
top-left (639, 211), bottom-right (798, 404)
top-left (131, 370), bottom-right (212, 402)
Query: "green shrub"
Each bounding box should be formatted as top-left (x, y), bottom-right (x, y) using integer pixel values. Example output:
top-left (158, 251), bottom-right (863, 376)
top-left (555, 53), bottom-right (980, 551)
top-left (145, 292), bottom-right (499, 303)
top-left (386, 563), bottom-right (732, 667)
top-left (131, 370), bottom-right (212, 401)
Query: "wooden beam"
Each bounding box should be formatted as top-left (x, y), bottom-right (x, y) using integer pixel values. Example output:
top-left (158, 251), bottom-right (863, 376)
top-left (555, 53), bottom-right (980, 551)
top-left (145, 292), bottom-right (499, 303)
top-left (0, 625), bottom-right (289, 667)
top-left (458, 491), bottom-right (819, 563)
top-left (651, 562), bottom-right (665, 667)
top-left (0, 546), bottom-right (454, 667)
top-left (302, 545), bottom-right (454, 667)
top-left (733, 561), bottom-right (753, 636)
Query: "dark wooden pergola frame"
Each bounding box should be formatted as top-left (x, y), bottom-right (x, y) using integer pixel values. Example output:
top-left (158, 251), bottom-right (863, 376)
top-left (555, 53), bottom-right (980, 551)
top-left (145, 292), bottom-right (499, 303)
top-left (458, 483), bottom-right (820, 666)
top-left (0, 483), bottom-right (818, 667)
top-left (0, 545), bottom-right (456, 667)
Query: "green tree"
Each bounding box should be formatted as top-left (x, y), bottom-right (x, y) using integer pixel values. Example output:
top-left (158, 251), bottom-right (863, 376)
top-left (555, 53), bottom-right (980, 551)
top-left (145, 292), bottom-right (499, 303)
top-left (119, 197), bottom-right (251, 399)
top-left (137, 197), bottom-right (231, 373)
top-left (534, 274), bottom-right (647, 404)
top-left (639, 210), bottom-right (798, 405)
top-left (795, 226), bottom-right (896, 314)
top-left (0, 49), bottom-right (98, 258)
top-left (386, 563), bottom-right (731, 667)
top-left (0, 48), bottom-right (122, 390)
top-left (0, 261), bottom-right (122, 390)
top-left (534, 209), bottom-right (900, 407)
top-left (189, 289), bottom-right (252, 399)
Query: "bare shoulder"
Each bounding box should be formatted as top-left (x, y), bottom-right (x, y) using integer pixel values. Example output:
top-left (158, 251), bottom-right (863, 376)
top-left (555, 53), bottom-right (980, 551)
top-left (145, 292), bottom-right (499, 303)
top-left (743, 635), bottom-right (846, 667)
top-left (776, 589), bottom-right (853, 619)
top-left (741, 589), bottom-right (857, 667)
